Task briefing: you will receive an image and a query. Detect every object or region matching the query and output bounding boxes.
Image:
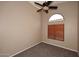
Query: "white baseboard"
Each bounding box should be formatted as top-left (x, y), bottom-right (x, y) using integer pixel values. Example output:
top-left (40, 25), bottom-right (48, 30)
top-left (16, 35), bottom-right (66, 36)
top-left (10, 41), bottom-right (41, 57)
top-left (42, 41), bottom-right (78, 53)
top-left (9, 41), bottom-right (78, 57)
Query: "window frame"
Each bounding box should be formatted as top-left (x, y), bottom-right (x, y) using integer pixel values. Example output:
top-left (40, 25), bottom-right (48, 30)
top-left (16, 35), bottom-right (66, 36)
top-left (49, 13), bottom-right (64, 22)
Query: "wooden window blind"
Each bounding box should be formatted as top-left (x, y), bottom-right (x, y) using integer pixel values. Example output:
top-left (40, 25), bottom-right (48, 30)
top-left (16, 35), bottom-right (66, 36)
top-left (48, 24), bottom-right (64, 41)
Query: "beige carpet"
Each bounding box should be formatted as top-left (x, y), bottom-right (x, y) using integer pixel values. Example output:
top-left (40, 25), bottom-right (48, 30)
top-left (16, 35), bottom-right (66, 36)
top-left (14, 42), bottom-right (78, 57)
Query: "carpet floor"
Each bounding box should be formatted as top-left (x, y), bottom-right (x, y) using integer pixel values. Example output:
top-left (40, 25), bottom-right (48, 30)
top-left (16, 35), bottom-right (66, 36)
top-left (14, 42), bottom-right (78, 57)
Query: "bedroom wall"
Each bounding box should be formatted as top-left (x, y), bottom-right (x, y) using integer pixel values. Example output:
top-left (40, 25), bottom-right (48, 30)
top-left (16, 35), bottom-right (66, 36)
top-left (42, 2), bottom-right (78, 51)
top-left (78, 2), bottom-right (79, 55)
top-left (0, 1), bottom-right (42, 56)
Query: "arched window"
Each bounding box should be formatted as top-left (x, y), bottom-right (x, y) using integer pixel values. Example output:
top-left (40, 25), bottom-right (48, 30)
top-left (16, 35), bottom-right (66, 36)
top-left (48, 14), bottom-right (64, 41)
top-left (49, 14), bottom-right (64, 22)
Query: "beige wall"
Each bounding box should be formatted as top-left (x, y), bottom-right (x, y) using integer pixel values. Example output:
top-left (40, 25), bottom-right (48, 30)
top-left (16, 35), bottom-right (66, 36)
top-left (0, 1), bottom-right (42, 56)
top-left (42, 2), bottom-right (78, 51)
top-left (78, 2), bottom-right (79, 54)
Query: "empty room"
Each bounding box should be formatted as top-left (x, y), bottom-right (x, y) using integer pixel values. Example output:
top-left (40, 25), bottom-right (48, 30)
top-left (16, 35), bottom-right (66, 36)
top-left (0, 1), bottom-right (79, 57)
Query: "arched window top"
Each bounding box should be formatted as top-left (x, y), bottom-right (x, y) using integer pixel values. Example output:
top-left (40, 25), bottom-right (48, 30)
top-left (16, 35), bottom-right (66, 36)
top-left (49, 14), bottom-right (64, 22)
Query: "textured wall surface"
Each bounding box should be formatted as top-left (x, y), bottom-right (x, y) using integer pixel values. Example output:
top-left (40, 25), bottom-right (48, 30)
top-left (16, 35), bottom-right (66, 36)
top-left (42, 2), bottom-right (78, 51)
top-left (0, 1), bottom-right (42, 56)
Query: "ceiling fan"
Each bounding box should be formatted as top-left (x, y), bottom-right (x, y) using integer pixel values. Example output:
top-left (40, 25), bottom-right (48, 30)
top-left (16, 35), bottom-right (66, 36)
top-left (34, 1), bottom-right (58, 13)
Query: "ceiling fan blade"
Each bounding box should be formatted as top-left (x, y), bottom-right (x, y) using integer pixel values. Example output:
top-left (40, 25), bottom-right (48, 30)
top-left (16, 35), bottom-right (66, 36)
top-left (43, 2), bottom-right (46, 6)
top-left (37, 8), bottom-right (42, 12)
top-left (43, 1), bottom-right (52, 6)
top-left (46, 1), bottom-right (52, 6)
top-left (34, 2), bottom-right (43, 7)
top-left (49, 6), bottom-right (58, 9)
top-left (44, 10), bottom-right (48, 13)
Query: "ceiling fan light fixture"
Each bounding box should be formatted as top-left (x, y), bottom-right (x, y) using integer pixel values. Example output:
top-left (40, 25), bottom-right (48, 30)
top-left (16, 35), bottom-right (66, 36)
top-left (34, 1), bottom-right (58, 13)
top-left (43, 6), bottom-right (49, 10)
